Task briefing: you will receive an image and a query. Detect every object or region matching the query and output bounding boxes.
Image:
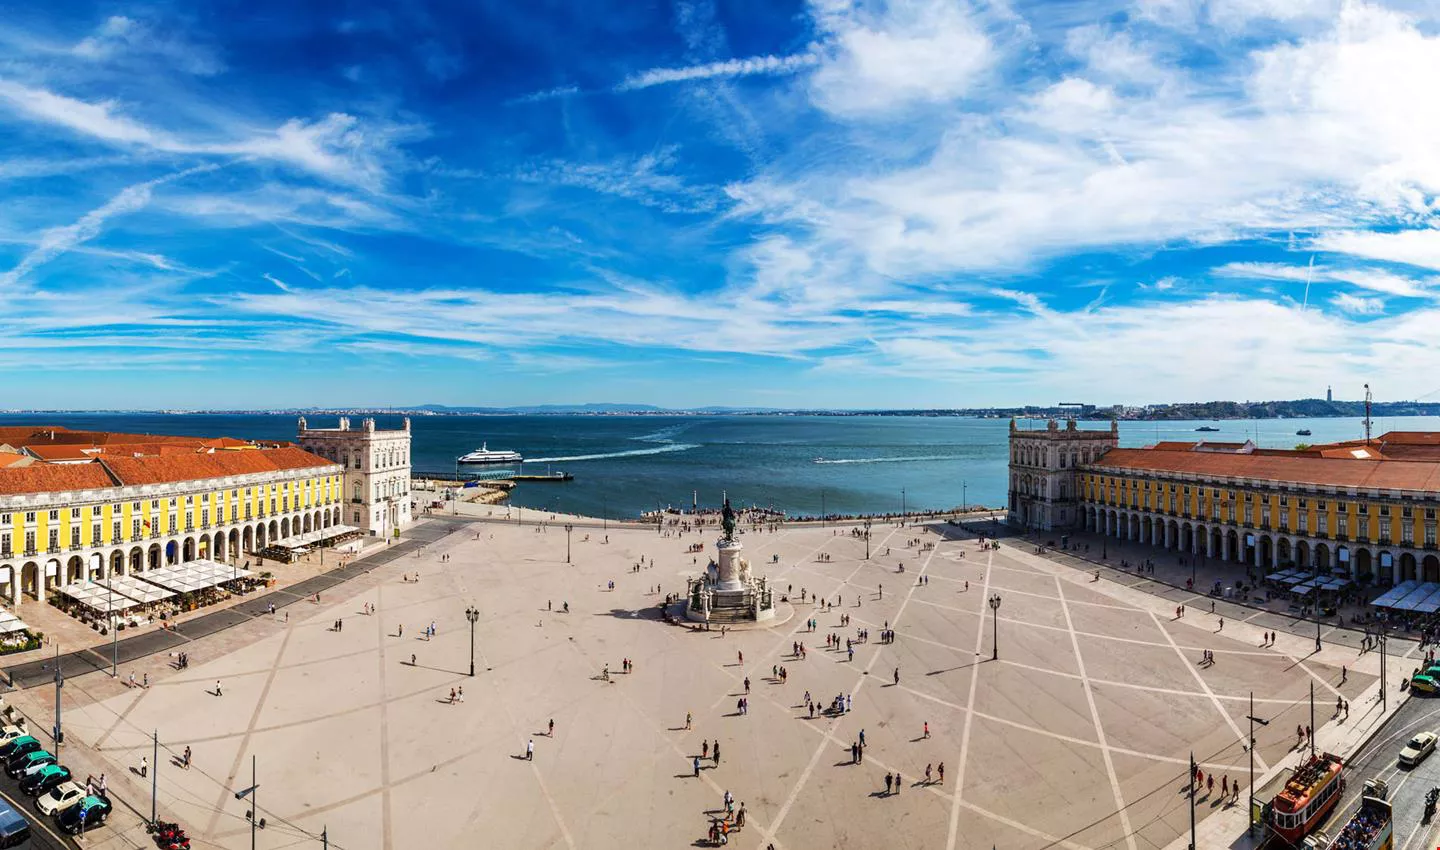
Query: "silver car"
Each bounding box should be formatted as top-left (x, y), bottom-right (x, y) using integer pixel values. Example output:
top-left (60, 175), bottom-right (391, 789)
top-left (36, 781), bottom-right (85, 816)
top-left (1400, 731), bottom-right (1437, 766)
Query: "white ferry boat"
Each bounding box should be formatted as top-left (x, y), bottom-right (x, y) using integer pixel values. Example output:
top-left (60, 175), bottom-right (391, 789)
top-left (457, 443), bottom-right (523, 464)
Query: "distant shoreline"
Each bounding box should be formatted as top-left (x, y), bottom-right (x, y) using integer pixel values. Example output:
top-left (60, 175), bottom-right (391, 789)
top-left (3, 405), bottom-right (1439, 421)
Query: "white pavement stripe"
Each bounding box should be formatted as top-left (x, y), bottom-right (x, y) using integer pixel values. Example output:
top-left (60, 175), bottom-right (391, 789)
top-left (946, 542), bottom-right (994, 850)
top-left (761, 524), bottom-right (931, 847)
top-left (907, 595), bottom-right (1278, 656)
top-left (1057, 576), bottom-right (1138, 850)
top-left (1147, 610), bottom-right (1267, 774)
top-left (961, 800), bottom-right (1094, 850)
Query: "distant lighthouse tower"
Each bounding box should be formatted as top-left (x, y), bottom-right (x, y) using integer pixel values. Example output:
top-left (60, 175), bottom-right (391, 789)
top-left (1326, 385), bottom-right (1332, 402)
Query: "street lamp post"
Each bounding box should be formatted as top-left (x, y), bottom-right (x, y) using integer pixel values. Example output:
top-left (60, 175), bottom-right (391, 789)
top-left (1313, 554), bottom-right (1322, 653)
top-left (821, 490), bottom-right (825, 528)
top-left (1245, 691), bottom-right (1269, 835)
top-left (988, 594), bottom-right (1002, 660)
top-left (465, 606), bottom-right (479, 677)
top-left (565, 524), bottom-right (574, 563)
top-left (961, 481), bottom-right (967, 515)
top-left (864, 519), bottom-right (872, 560)
top-left (1380, 625), bottom-right (1388, 710)
top-left (901, 488), bottom-right (906, 520)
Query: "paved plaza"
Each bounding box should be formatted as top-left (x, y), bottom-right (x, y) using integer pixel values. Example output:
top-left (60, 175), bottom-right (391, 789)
top-left (12, 514), bottom-right (1385, 850)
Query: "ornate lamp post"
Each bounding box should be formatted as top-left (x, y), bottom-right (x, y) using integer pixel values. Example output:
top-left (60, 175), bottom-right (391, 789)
top-left (465, 606), bottom-right (479, 677)
top-left (988, 594), bottom-right (1002, 660)
top-left (1245, 692), bottom-right (1269, 835)
top-left (864, 519), bottom-right (872, 559)
top-left (565, 524), bottom-right (574, 563)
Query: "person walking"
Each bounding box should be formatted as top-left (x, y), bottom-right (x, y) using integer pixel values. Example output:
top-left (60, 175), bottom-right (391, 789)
top-left (937, 761), bottom-right (945, 784)
top-left (526, 739), bottom-right (534, 761)
top-left (215, 680), bottom-right (222, 697)
top-left (139, 756), bottom-right (148, 778)
top-left (694, 756), bottom-right (701, 777)
top-left (925, 763), bottom-right (932, 784)
top-left (885, 773), bottom-right (893, 795)
top-left (894, 667), bottom-right (900, 686)
top-left (183, 746), bottom-right (192, 770)
top-left (923, 721), bottom-right (930, 739)
top-left (549, 718), bottom-right (555, 736)
top-left (713, 740), bottom-right (720, 765)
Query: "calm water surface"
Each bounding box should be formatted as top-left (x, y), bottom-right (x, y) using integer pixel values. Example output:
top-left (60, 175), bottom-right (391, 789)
top-left (1, 413), bottom-right (1429, 520)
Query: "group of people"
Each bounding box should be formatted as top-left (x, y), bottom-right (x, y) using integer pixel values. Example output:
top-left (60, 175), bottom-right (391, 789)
top-left (1193, 766), bottom-right (1242, 806)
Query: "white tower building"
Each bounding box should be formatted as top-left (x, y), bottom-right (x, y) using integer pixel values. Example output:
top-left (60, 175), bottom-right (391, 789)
top-left (1008, 418), bottom-right (1118, 532)
top-left (297, 417), bottom-right (413, 537)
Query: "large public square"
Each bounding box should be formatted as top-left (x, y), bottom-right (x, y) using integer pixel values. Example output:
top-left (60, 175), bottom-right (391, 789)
top-left (13, 511), bottom-right (1382, 850)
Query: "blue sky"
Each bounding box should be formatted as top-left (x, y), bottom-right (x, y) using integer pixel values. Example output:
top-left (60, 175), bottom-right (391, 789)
top-left (3, 0), bottom-right (1440, 410)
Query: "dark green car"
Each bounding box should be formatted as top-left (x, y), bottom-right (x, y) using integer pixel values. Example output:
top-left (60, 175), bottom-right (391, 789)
top-left (6, 750), bottom-right (53, 780)
top-left (56, 794), bottom-right (110, 835)
top-left (0, 735), bottom-right (37, 761)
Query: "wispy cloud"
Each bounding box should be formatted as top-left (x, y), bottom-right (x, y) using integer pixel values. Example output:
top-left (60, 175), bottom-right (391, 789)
top-left (0, 163), bottom-right (219, 289)
top-left (0, 80), bottom-right (415, 189)
top-left (508, 85), bottom-right (580, 104)
top-left (617, 52), bottom-right (819, 91)
top-left (72, 15), bottom-right (225, 76)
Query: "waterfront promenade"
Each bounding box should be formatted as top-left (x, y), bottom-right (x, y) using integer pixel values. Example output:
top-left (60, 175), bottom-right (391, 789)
top-left (0, 511), bottom-right (1393, 849)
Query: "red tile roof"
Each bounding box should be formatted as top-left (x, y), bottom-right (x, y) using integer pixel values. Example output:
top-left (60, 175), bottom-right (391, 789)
top-left (0, 464), bottom-right (116, 495)
top-left (99, 447), bottom-right (334, 487)
top-left (1091, 447), bottom-right (1440, 491)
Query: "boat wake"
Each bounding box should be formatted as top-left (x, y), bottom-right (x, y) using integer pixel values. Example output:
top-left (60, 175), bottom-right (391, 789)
top-left (527, 443), bottom-right (699, 463)
top-left (633, 424), bottom-right (692, 443)
top-left (814, 454), bottom-right (968, 465)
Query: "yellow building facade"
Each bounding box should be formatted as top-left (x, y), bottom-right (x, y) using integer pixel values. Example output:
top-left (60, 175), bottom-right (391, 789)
top-left (1010, 421), bottom-right (1440, 585)
top-left (0, 429), bottom-right (343, 607)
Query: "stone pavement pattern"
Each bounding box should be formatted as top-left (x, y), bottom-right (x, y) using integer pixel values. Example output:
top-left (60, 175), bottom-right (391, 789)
top-left (11, 516), bottom-right (1386, 850)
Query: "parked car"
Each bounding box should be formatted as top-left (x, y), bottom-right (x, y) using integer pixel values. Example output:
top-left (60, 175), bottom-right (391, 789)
top-left (1, 741), bottom-right (43, 775)
top-left (0, 797), bottom-right (30, 848)
top-left (56, 794), bottom-right (110, 835)
top-left (0, 735), bottom-right (38, 761)
top-left (20, 763), bottom-right (70, 796)
top-left (6, 751), bottom-right (53, 780)
top-left (35, 780), bottom-right (85, 817)
top-left (1400, 731), bottom-right (1438, 767)
top-left (0, 726), bottom-right (25, 747)
top-left (1411, 675), bottom-right (1438, 694)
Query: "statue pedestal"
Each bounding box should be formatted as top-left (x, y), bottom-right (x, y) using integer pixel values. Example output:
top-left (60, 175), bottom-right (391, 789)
top-left (711, 540), bottom-right (745, 592)
top-left (689, 537), bottom-right (774, 624)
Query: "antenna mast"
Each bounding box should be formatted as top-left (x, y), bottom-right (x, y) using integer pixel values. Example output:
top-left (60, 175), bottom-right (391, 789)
top-left (1364, 384), bottom-right (1372, 443)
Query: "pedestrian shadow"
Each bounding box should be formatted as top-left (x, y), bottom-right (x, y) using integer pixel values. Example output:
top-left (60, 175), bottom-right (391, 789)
top-left (868, 790), bottom-right (891, 798)
top-left (408, 660), bottom-right (470, 675)
top-left (927, 661), bottom-right (981, 676)
top-left (834, 760), bottom-right (856, 767)
top-left (509, 754), bottom-right (529, 761)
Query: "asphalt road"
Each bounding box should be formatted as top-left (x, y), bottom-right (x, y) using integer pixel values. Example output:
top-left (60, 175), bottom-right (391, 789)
top-left (1316, 692), bottom-right (1440, 850)
top-left (0, 768), bottom-right (81, 850)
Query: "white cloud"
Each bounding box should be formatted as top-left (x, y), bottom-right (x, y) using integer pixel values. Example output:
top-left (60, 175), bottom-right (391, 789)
top-left (72, 15), bottom-right (225, 75)
top-left (1330, 292), bottom-right (1384, 314)
top-left (815, 296), bottom-right (1440, 403)
top-left (515, 148), bottom-right (720, 214)
top-left (509, 85), bottom-right (580, 104)
top-left (617, 53), bottom-right (818, 91)
top-left (731, 2), bottom-right (1440, 280)
top-left (808, 0), bottom-right (994, 115)
top-left (1214, 260), bottom-right (1432, 297)
top-left (1313, 229), bottom-right (1440, 272)
top-left (0, 163), bottom-right (218, 289)
top-left (0, 80), bottom-right (412, 189)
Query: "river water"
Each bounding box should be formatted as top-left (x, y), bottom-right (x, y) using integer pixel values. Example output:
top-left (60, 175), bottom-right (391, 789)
top-left (1, 412), bottom-right (1432, 520)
